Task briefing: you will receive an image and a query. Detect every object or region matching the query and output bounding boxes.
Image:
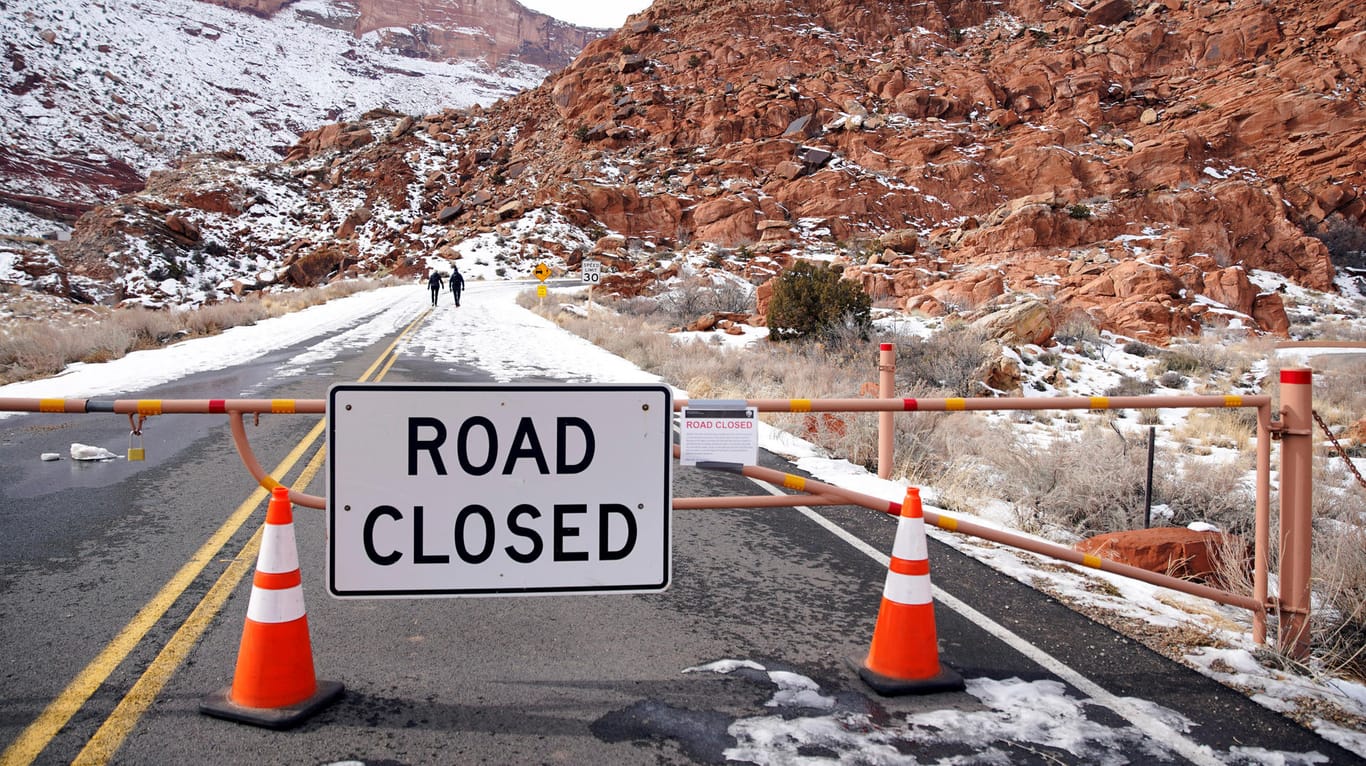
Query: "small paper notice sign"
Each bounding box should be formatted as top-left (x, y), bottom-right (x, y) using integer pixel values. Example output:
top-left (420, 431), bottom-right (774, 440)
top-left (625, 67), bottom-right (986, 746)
top-left (679, 404), bottom-right (759, 466)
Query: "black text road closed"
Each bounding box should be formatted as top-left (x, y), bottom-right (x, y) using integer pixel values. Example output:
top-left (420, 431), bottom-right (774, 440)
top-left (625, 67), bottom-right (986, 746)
top-left (327, 384), bottom-right (673, 597)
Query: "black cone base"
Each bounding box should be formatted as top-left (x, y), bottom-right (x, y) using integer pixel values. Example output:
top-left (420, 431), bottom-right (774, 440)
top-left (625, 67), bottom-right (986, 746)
top-left (200, 680), bottom-right (344, 730)
top-left (851, 657), bottom-right (965, 696)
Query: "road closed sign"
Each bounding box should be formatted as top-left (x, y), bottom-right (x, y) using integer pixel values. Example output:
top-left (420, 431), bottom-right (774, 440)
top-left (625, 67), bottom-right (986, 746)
top-left (327, 384), bottom-right (673, 597)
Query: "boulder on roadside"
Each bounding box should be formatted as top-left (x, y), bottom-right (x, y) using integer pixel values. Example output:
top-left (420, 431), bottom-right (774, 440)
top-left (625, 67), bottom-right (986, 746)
top-left (1076, 527), bottom-right (1251, 588)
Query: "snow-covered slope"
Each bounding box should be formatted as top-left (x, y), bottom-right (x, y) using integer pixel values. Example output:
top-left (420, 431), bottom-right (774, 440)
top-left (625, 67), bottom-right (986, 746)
top-left (0, 0), bottom-right (550, 233)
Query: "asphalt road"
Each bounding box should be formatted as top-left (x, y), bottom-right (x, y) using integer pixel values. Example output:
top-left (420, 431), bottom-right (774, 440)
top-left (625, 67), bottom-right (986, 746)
top-left (0, 304), bottom-right (1360, 765)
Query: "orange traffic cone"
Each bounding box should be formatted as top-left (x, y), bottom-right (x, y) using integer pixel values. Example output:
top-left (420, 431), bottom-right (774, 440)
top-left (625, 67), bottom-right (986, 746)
top-left (856, 487), bottom-right (964, 695)
top-left (201, 486), bottom-right (343, 728)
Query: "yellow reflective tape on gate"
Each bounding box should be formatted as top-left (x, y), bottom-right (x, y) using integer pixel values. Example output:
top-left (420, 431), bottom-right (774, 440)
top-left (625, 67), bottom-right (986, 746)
top-left (782, 474), bottom-right (806, 492)
top-left (39, 399), bottom-right (66, 413)
top-left (937, 516), bottom-right (958, 532)
top-left (271, 400), bottom-right (295, 414)
top-left (259, 475), bottom-right (283, 491)
top-left (137, 400), bottom-right (162, 415)
top-left (1224, 395), bottom-right (1243, 408)
top-left (1082, 554), bottom-right (1103, 569)
top-left (790, 399), bottom-right (812, 413)
top-left (1089, 397), bottom-right (1109, 410)
top-left (945, 398), bottom-right (965, 411)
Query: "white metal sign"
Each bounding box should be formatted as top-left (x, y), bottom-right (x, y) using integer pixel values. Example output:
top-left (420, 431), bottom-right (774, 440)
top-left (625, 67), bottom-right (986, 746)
top-left (327, 384), bottom-right (673, 597)
top-left (582, 260), bottom-right (601, 284)
top-left (678, 404), bottom-right (759, 466)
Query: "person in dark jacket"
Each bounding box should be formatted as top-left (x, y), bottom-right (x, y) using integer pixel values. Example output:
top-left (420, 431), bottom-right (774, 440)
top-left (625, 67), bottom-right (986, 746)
top-left (427, 270), bottom-right (443, 306)
top-left (450, 266), bottom-right (465, 306)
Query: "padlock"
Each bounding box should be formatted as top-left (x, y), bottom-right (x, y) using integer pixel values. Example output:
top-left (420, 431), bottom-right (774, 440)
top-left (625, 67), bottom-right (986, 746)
top-left (128, 430), bottom-right (145, 462)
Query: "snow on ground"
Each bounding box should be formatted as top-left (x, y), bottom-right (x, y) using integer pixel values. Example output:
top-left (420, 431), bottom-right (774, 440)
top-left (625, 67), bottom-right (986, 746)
top-left (0, 280), bottom-right (1362, 760)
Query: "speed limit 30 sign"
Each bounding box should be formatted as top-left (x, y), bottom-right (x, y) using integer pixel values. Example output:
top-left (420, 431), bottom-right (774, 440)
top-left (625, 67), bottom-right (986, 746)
top-left (582, 259), bottom-right (601, 284)
top-left (327, 384), bottom-right (673, 597)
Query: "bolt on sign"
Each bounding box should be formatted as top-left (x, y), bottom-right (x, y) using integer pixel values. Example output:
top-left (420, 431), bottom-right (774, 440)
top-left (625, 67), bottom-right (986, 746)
top-left (327, 384), bottom-right (673, 597)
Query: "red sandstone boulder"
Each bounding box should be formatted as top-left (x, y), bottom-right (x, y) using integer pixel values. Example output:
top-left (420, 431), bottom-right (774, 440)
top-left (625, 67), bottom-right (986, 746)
top-left (1076, 527), bottom-right (1251, 589)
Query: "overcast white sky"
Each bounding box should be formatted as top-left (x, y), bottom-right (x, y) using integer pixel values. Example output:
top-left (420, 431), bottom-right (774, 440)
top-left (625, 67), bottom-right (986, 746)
top-left (518, 0), bottom-right (653, 29)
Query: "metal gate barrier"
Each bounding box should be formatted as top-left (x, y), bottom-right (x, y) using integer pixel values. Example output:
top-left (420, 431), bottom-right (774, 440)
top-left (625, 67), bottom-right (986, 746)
top-left (0, 345), bottom-right (1318, 659)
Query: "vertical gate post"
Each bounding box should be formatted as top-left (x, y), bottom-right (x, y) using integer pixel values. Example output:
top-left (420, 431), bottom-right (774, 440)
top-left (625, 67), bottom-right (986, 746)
top-left (1253, 404), bottom-right (1271, 646)
top-left (1278, 367), bottom-right (1314, 660)
top-left (878, 343), bottom-right (895, 479)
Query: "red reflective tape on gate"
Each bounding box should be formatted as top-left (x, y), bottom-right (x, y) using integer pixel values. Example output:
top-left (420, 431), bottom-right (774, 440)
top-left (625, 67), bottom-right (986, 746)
top-left (890, 557), bottom-right (930, 576)
top-left (903, 398), bottom-right (918, 411)
top-left (254, 569), bottom-right (302, 590)
top-left (208, 399), bottom-right (227, 414)
top-left (1280, 369), bottom-right (1312, 385)
top-left (880, 343), bottom-right (893, 351)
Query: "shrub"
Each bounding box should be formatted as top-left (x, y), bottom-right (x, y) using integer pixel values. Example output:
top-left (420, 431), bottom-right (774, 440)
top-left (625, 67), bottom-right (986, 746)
top-left (1053, 311), bottom-right (1102, 350)
top-left (1067, 204), bottom-right (1092, 220)
top-left (993, 425), bottom-right (1148, 537)
top-left (765, 261), bottom-right (871, 342)
top-left (1312, 215), bottom-right (1366, 273)
top-left (654, 275), bottom-right (753, 324)
top-left (1158, 351), bottom-right (1203, 375)
top-left (1157, 370), bottom-right (1187, 389)
top-left (1106, 375), bottom-right (1156, 397)
top-left (1310, 525), bottom-right (1366, 680)
top-left (894, 324), bottom-right (992, 397)
top-left (1154, 456), bottom-right (1256, 535)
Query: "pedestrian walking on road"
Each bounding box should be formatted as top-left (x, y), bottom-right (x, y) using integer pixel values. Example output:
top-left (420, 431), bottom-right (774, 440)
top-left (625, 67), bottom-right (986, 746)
top-left (451, 266), bottom-right (465, 307)
top-left (427, 270), bottom-right (444, 306)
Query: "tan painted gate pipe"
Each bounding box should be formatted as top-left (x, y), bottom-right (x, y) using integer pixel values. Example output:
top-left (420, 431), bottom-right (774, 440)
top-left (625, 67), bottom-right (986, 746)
top-left (0, 351), bottom-right (1309, 652)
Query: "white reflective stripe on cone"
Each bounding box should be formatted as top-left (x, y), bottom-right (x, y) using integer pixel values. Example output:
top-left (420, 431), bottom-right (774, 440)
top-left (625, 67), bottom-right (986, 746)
top-left (883, 569), bottom-right (933, 606)
top-left (891, 517), bottom-right (928, 561)
top-left (258, 524), bottom-right (300, 574)
top-left (246, 585), bottom-right (308, 624)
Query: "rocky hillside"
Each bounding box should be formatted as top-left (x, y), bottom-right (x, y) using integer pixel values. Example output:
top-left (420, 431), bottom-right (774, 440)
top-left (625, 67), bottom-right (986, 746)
top-left (12, 0), bottom-right (1366, 342)
top-left (0, 0), bottom-right (603, 230)
top-left (202, 0), bottom-right (603, 68)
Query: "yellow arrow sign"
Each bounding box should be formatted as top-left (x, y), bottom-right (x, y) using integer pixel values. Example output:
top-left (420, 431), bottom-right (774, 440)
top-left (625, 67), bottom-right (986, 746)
top-left (533, 263), bottom-right (550, 282)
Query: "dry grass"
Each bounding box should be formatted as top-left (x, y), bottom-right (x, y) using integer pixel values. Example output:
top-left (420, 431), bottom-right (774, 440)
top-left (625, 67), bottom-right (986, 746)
top-left (989, 424), bottom-right (1149, 537)
top-left (1172, 408), bottom-right (1257, 451)
top-left (1154, 457), bottom-right (1258, 535)
top-left (1311, 525), bottom-right (1366, 682)
top-left (535, 287), bottom-right (1366, 677)
top-left (0, 278), bottom-right (395, 385)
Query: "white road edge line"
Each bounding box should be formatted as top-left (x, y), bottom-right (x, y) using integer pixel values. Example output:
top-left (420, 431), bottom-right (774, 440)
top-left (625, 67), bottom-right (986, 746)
top-left (749, 477), bottom-right (1224, 766)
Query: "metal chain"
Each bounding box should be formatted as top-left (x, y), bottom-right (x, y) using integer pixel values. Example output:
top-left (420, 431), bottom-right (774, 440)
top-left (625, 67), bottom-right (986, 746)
top-left (1313, 409), bottom-right (1366, 491)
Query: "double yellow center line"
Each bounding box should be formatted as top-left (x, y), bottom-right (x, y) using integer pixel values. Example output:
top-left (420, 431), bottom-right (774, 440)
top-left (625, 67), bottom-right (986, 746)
top-left (1, 308), bottom-right (429, 766)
